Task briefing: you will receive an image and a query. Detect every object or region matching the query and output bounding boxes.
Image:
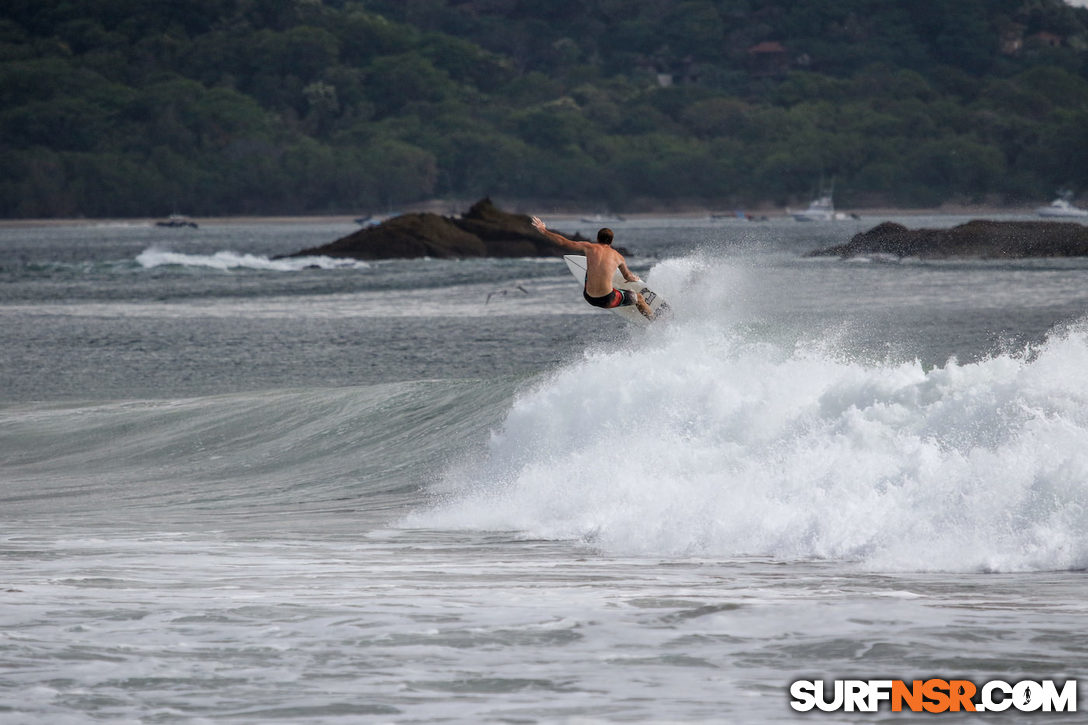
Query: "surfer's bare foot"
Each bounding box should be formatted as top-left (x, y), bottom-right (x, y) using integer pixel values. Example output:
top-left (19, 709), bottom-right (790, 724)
top-left (636, 293), bottom-right (654, 321)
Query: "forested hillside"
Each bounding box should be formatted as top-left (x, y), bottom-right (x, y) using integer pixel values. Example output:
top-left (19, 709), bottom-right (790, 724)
top-left (3, 0), bottom-right (1088, 217)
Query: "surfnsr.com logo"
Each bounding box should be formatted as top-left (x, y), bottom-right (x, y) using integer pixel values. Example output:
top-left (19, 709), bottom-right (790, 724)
top-left (789, 679), bottom-right (1077, 713)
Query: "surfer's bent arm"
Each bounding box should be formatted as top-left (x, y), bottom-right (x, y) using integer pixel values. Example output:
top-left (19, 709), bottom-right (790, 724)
top-left (530, 216), bottom-right (587, 253)
top-left (619, 262), bottom-right (640, 283)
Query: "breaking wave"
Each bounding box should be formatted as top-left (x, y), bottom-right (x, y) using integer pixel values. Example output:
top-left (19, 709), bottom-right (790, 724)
top-left (136, 247), bottom-right (368, 271)
top-left (410, 261), bottom-right (1088, 572)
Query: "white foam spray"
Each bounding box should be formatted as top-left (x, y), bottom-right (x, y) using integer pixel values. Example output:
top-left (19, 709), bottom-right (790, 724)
top-left (412, 259), bottom-right (1088, 572)
top-left (136, 247), bottom-right (368, 271)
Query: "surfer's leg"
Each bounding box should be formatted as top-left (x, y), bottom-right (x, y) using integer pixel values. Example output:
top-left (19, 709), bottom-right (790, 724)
top-left (635, 292), bottom-right (654, 320)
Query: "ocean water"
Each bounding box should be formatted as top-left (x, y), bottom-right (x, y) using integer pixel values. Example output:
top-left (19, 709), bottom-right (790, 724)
top-left (2, 214), bottom-right (1087, 723)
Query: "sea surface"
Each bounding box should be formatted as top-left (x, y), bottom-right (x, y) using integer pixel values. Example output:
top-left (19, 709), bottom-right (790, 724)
top-left (2, 213), bottom-right (1087, 723)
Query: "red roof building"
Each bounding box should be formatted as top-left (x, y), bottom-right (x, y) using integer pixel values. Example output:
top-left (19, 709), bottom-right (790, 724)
top-left (747, 41), bottom-right (790, 76)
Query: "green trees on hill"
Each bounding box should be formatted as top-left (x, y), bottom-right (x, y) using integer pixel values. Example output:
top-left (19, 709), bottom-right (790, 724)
top-left (2, 0), bottom-right (1088, 217)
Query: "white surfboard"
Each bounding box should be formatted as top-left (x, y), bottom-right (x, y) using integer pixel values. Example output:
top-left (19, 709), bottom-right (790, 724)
top-left (563, 254), bottom-right (670, 325)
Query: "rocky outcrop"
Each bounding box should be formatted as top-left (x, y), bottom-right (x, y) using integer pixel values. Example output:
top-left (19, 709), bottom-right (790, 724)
top-left (808, 220), bottom-right (1088, 259)
top-left (284, 198), bottom-right (593, 260)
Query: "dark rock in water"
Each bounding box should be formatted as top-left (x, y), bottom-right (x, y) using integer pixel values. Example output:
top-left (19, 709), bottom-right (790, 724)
top-left (283, 197), bottom-right (600, 260)
top-left (294, 211), bottom-right (487, 260)
top-left (452, 198), bottom-right (552, 256)
top-left (156, 215), bottom-right (198, 228)
top-left (453, 197), bottom-right (553, 257)
top-left (807, 219), bottom-right (1088, 259)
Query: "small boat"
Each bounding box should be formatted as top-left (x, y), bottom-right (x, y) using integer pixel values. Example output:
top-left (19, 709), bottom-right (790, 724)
top-left (710, 211), bottom-right (769, 222)
top-left (789, 195), bottom-right (849, 222)
top-left (155, 214), bottom-right (198, 228)
top-left (1036, 197), bottom-right (1088, 218)
top-left (788, 178), bottom-right (853, 222)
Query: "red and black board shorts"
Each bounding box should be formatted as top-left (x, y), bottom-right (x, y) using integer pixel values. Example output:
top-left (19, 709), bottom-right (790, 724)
top-left (584, 287), bottom-right (635, 309)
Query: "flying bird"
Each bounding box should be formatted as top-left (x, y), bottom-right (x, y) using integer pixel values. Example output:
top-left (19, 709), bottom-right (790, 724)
top-left (485, 284), bottom-right (530, 304)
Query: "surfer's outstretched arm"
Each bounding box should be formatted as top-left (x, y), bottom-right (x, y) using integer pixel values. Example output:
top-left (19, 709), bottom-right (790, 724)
top-left (531, 216), bottom-right (587, 253)
top-left (618, 261), bottom-right (641, 283)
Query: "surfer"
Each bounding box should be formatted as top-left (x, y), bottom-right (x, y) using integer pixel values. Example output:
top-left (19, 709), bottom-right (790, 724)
top-left (530, 216), bottom-right (654, 320)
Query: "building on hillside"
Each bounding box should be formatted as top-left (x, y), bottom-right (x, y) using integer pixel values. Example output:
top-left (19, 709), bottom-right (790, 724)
top-left (640, 54), bottom-right (701, 87)
top-left (1028, 31), bottom-right (1063, 48)
top-left (747, 41), bottom-right (790, 76)
top-left (999, 24), bottom-right (1026, 54)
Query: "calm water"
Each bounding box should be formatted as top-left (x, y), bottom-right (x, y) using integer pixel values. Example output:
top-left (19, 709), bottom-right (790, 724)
top-left (2, 214), bottom-right (1087, 722)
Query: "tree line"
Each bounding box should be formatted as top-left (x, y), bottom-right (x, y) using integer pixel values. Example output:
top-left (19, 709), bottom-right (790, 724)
top-left (2, 0), bottom-right (1088, 217)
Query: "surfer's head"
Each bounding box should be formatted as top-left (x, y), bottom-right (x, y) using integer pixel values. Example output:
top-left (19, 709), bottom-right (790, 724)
top-left (596, 228), bottom-right (614, 245)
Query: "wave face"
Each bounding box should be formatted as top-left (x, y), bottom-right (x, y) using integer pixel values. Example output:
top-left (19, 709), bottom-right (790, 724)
top-left (1, 381), bottom-right (515, 531)
top-left (412, 261), bottom-right (1088, 573)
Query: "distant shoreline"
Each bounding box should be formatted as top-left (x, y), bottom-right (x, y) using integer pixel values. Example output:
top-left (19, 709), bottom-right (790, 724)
top-left (0, 204), bottom-right (1058, 229)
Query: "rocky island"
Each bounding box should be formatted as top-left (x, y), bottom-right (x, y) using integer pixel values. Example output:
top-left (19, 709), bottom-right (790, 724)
top-left (283, 198), bottom-right (594, 260)
top-left (808, 220), bottom-right (1088, 260)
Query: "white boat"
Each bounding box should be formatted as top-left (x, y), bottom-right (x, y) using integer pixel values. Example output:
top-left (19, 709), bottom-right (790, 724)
top-left (1035, 198), bottom-right (1088, 218)
top-left (789, 195), bottom-right (849, 222)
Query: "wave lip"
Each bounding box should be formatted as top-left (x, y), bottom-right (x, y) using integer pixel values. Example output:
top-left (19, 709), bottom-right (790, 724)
top-left (135, 247), bottom-right (368, 272)
top-left (412, 316), bottom-right (1088, 574)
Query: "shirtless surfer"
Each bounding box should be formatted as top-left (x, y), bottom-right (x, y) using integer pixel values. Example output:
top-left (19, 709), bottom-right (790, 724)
top-left (531, 216), bottom-right (654, 321)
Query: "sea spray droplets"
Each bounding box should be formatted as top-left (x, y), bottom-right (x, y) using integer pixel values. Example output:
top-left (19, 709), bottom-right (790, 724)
top-left (415, 320), bottom-right (1088, 572)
